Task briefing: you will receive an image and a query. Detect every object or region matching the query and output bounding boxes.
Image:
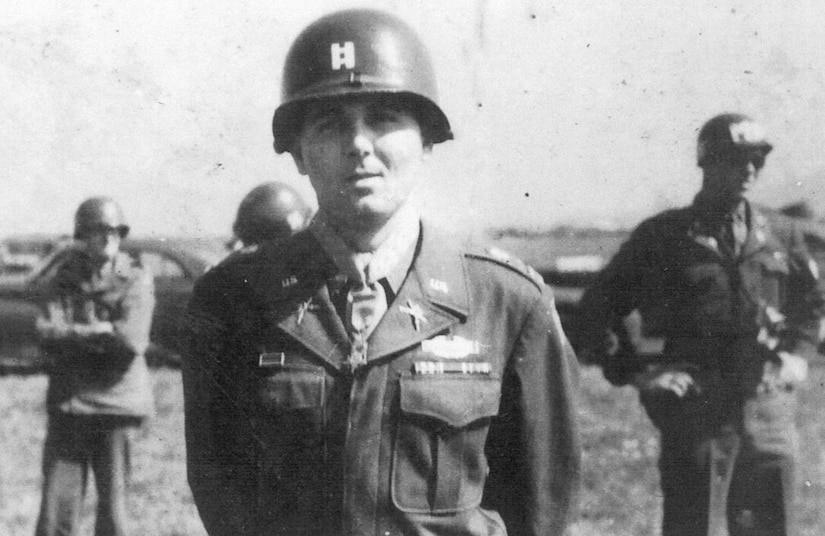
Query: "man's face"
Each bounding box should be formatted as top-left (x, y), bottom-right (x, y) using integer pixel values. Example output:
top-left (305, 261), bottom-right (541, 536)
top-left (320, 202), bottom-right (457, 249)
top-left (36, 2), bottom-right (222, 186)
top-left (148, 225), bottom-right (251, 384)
top-left (702, 150), bottom-right (765, 204)
top-left (84, 228), bottom-right (122, 263)
top-left (291, 98), bottom-right (430, 230)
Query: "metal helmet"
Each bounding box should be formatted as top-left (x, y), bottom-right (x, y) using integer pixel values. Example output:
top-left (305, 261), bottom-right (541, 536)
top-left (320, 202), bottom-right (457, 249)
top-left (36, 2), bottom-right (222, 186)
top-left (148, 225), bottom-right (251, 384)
top-left (272, 8), bottom-right (453, 154)
top-left (697, 113), bottom-right (773, 168)
top-left (232, 182), bottom-right (312, 246)
top-left (73, 197), bottom-right (130, 240)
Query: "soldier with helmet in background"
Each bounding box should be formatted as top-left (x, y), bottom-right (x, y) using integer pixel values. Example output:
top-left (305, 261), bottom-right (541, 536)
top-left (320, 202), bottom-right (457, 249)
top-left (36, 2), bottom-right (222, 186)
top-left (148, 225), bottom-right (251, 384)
top-left (34, 197), bottom-right (155, 536)
top-left (576, 113), bottom-right (825, 536)
top-left (229, 181), bottom-right (313, 250)
top-left (182, 8), bottom-right (580, 536)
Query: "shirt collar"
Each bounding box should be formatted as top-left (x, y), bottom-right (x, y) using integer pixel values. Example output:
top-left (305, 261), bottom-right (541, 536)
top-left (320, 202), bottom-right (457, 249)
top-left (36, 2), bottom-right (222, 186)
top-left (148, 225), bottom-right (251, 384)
top-left (309, 204), bottom-right (420, 295)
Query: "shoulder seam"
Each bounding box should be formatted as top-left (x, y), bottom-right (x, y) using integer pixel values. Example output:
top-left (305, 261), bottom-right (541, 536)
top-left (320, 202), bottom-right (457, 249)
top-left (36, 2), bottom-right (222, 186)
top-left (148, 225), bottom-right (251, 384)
top-left (464, 250), bottom-right (544, 292)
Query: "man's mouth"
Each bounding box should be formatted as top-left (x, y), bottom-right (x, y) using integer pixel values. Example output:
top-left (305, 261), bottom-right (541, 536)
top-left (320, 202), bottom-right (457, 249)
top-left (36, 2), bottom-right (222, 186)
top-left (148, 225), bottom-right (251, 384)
top-left (348, 171), bottom-right (381, 181)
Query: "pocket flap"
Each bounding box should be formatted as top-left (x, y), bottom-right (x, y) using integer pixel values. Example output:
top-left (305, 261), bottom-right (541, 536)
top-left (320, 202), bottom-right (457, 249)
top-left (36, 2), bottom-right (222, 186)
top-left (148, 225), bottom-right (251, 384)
top-left (399, 375), bottom-right (501, 428)
top-left (260, 365), bottom-right (325, 410)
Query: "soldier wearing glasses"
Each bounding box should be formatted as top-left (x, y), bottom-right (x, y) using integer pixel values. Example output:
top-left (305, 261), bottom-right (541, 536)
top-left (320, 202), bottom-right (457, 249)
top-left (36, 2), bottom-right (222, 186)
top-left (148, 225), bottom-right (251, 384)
top-left (577, 113), bottom-right (825, 536)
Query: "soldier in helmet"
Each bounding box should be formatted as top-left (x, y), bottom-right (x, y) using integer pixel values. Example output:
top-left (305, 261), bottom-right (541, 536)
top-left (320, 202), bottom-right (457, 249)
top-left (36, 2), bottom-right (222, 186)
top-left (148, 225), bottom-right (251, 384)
top-left (229, 181), bottom-right (312, 250)
top-left (182, 8), bottom-right (580, 536)
top-left (34, 197), bottom-right (155, 536)
top-left (575, 114), bottom-right (825, 536)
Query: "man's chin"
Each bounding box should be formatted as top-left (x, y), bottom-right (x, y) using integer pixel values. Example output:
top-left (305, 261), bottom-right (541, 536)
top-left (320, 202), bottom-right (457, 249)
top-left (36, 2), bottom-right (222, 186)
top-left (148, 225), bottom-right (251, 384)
top-left (350, 197), bottom-right (399, 219)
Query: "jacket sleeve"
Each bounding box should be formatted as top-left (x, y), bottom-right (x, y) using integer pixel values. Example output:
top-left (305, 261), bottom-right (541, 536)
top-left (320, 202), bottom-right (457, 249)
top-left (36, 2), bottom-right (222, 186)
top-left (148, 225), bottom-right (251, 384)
top-left (574, 220), bottom-right (663, 385)
top-left (109, 267), bottom-right (155, 356)
top-left (38, 267), bottom-right (155, 364)
top-left (485, 289), bottom-right (581, 536)
top-left (181, 269), bottom-right (260, 536)
top-left (778, 221), bottom-right (825, 360)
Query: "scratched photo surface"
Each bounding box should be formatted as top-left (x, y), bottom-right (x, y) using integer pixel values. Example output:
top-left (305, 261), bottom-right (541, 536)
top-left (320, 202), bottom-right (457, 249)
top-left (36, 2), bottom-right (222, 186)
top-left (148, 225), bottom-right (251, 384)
top-left (2, 1), bottom-right (825, 535)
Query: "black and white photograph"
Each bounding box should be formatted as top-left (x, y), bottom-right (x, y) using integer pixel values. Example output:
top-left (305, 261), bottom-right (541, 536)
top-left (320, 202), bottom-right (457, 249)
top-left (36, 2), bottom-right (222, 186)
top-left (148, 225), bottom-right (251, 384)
top-left (2, 1), bottom-right (824, 535)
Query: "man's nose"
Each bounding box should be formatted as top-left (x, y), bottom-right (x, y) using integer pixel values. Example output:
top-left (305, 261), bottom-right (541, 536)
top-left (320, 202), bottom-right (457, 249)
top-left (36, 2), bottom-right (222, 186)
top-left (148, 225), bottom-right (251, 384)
top-left (347, 119), bottom-right (375, 157)
top-left (745, 160), bottom-right (758, 178)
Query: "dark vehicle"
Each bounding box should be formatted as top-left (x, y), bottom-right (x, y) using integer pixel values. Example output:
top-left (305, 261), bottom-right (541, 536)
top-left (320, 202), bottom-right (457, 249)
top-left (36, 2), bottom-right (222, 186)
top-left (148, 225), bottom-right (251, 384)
top-left (0, 237), bottom-right (226, 373)
top-left (0, 234), bottom-right (72, 276)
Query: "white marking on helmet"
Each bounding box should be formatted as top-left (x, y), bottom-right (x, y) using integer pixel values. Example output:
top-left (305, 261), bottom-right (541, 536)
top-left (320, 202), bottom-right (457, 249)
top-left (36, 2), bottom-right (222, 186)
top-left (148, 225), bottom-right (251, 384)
top-left (330, 42), bottom-right (355, 70)
top-left (729, 120), bottom-right (767, 145)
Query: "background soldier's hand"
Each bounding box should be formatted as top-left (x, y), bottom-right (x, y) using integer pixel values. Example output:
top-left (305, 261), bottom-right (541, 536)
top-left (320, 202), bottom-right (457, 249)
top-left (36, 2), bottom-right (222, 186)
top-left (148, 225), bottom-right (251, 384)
top-left (35, 316), bottom-right (70, 339)
top-left (633, 367), bottom-right (699, 398)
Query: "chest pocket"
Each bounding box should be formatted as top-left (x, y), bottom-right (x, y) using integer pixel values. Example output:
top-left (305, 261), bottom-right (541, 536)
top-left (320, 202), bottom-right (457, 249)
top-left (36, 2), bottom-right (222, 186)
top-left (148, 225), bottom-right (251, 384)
top-left (392, 373), bottom-right (501, 514)
top-left (258, 362), bottom-right (326, 412)
top-left (254, 360), bottom-right (331, 515)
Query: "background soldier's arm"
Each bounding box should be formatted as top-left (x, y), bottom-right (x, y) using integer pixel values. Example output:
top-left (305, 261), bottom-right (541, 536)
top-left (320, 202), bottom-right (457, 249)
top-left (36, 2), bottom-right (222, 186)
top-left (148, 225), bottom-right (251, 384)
top-left (574, 219), bottom-right (665, 386)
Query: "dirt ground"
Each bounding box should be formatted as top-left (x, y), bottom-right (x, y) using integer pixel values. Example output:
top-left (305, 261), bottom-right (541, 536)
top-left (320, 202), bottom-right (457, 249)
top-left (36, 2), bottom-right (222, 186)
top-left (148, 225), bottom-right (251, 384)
top-left (1, 363), bottom-right (822, 536)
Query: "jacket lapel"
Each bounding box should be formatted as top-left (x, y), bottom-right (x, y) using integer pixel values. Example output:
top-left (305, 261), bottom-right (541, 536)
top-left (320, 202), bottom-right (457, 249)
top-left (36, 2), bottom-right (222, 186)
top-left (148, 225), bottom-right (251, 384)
top-left (248, 234), bottom-right (350, 369)
top-left (687, 215), bottom-right (724, 257)
top-left (368, 223), bottom-right (469, 361)
top-left (274, 284), bottom-right (350, 369)
top-left (739, 207), bottom-right (771, 259)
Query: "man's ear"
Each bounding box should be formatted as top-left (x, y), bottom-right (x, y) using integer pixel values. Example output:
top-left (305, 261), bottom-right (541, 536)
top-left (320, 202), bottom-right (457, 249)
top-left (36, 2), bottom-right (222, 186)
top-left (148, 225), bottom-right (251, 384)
top-left (290, 144), bottom-right (308, 176)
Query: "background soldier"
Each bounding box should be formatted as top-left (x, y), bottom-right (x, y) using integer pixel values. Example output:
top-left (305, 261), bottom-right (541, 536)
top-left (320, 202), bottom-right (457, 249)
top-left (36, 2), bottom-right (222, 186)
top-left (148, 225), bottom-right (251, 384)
top-left (576, 113), bottom-right (825, 536)
top-left (229, 181), bottom-right (313, 250)
top-left (34, 197), bottom-right (155, 536)
top-left (182, 8), bottom-right (580, 536)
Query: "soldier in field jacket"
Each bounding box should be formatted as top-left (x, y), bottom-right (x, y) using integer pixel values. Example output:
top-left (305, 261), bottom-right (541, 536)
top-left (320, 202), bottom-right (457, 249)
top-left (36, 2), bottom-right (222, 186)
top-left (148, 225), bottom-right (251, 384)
top-left (182, 9), bottom-right (580, 536)
top-left (576, 114), bottom-right (825, 536)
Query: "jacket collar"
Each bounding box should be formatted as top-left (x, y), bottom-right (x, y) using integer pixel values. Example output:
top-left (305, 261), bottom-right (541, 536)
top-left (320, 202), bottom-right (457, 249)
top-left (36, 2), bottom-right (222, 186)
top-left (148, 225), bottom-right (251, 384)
top-left (687, 199), bottom-right (774, 259)
top-left (251, 222), bottom-right (470, 371)
top-left (366, 221), bottom-right (469, 361)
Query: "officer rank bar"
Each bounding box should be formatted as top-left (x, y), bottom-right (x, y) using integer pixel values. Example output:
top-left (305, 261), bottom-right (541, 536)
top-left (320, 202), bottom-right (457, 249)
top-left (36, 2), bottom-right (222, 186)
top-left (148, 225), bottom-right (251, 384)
top-left (413, 361), bottom-right (492, 375)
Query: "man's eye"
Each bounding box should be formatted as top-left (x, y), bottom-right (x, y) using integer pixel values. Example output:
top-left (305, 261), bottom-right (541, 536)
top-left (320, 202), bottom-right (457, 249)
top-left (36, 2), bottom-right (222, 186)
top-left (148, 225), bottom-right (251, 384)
top-left (371, 111), bottom-right (401, 124)
top-left (309, 116), bottom-right (343, 133)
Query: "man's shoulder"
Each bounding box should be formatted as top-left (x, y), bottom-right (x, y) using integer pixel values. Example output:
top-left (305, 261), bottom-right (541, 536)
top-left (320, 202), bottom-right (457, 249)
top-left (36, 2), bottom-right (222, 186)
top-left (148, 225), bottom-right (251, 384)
top-left (636, 206), bottom-right (694, 232)
top-left (208, 231), bottom-right (318, 275)
top-left (463, 244), bottom-right (546, 294)
top-left (194, 230), bottom-right (329, 301)
top-left (622, 206), bottom-right (695, 246)
top-left (417, 223), bottom-right (547, 298)
top-left (752, 205), bottom-right (796, 242)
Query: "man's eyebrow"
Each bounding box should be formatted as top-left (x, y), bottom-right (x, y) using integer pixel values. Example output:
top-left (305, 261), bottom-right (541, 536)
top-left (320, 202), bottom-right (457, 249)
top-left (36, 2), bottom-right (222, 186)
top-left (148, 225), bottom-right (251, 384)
top-left (305, 104), bottom-right (345, 121)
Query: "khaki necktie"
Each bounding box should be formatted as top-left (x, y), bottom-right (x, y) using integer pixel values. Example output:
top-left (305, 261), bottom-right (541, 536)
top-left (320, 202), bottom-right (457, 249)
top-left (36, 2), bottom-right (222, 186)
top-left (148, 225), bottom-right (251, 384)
top-left (345, 279), bottom-right (388, 370)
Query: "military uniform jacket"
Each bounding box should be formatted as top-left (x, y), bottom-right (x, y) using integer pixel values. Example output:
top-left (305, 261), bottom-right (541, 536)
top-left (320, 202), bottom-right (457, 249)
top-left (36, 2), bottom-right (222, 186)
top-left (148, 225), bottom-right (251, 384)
top-left (41, 248), bottom-right (155, 418)
top-left (577, 201), bottom-right (825, 397)
top-left (182, 222), bottom-right (580, 536)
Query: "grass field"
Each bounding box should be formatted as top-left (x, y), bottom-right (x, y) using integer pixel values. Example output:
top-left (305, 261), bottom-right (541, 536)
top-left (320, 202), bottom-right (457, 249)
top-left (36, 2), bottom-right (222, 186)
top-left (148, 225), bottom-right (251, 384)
top-left (1, 363), bottom-right (822, 535)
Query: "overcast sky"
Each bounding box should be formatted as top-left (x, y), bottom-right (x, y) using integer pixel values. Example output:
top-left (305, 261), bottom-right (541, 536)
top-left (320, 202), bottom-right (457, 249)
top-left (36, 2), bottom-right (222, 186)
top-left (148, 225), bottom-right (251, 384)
top-left (4, 0), bottom-right (825, 237)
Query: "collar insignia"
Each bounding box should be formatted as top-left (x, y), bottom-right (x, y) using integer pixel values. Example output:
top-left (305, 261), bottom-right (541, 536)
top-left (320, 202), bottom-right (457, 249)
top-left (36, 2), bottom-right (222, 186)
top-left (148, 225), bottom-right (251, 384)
top-left (428, 278), bottom-right (449, 294)
top-left (296, 298), bottom-right (316, 325)
top-left (399, 299), bottom-right (428, 331)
